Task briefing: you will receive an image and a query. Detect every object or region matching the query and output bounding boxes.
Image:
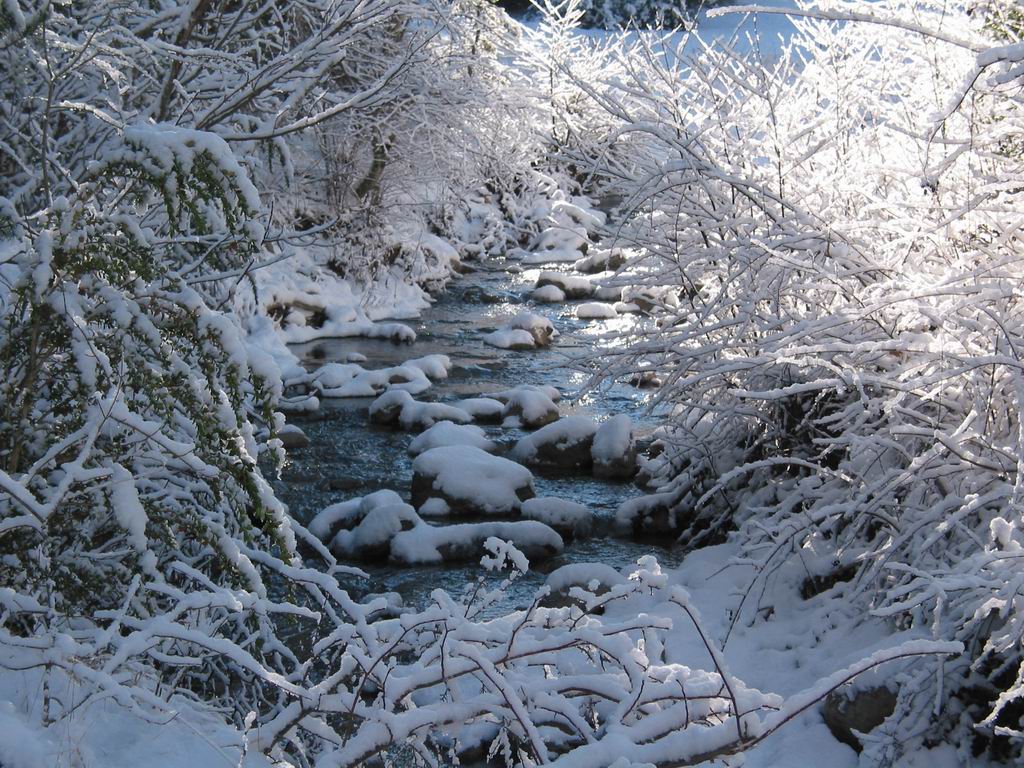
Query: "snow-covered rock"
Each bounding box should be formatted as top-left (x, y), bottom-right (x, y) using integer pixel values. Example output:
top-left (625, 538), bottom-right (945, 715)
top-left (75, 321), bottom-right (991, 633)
top-left (523, 226), bottom-right (589, 263)
top-left (277, 423), bottom-right (310, 449)
top-left (408, 421), bottom-right (496, 456)
top-left (483, 328), bottom-right (537, 350)
top-left (312, 354), bottom-right (450, 398)
top-left (575, 302), bottom-right (618, 320)
top-left (552, 198), bottom-right (605, 230)
top-left (591, 414), bottom-right (637, 479)
top-left (483, 312), bottom-right (557, 350)
top-left (544, 562), bottom-right (627, 594)
top-left (309, 489), bottom-right (407, 548)
top-left (391, 520), bottom-right (563, 564)
top-left (308, 489), bottom-right (563, 564)
top-left (616, 491), bottom-right (683, 536)
top-left (622, 285), bottom-right (680, 313)
top-left (574, 248), bottom-right (626, 274)
top-left (455, 397), bottom-right (505, 423)
top-left (329, 499), bottom-right (420, 561)
top-left (509, 311), bottom-right (557, 346)
top-left (521, 497), bottom-right (593, 538)
top-left (369, 390), bottom-right (472, 431)
top-left (629, 369), bottom-right (662, 389)
top-left (404, 354), bottom-right (451, 380)
top-left (489, 385), bottom-right (561, 429)
top-left (511, 415), bottom-right (599, 471)
top-left (535, 271), bottom-right (593, 299)
top-left (540, 562), bottom-right (627, 609)
top-left (822, 687), bottom-right (898, 752)
top-left (411, 445), bottom-right (535, 514)
top-left (592, 284), bottom-right (625, 302)
top-left (532, 284), bottom-right (566, 303)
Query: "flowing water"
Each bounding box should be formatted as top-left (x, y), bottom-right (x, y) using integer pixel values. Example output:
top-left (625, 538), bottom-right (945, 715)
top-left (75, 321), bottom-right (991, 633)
top-left (272, 257), bottom-right (684, 614)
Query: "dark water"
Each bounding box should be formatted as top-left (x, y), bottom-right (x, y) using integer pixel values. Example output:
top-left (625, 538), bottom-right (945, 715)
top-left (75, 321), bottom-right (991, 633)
top-left (272, 258), bottom-right (684, 613)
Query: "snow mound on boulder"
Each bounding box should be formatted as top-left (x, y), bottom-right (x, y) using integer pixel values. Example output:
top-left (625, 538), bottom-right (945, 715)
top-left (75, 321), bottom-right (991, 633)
top-left (532, 284), bottom-right (566, 303)
top-left (521, 497), bottom-right (593, 537)
top-left (408, 421), bottom-right (496, 456)
top-left (391, 520), bottom-right (563, 564)
top-left (535, 271), bottom-right (593, 299)
top-left (331, 500), bottom-right (420, 561)
top-left (369, 390), bottom-right (472, 431)
top-left (312, 354), bottom-right (450, 398)
top-left (489, 385), bottom-right (561, 429)
top-left (509, 311), bottom-right (557, 346)
top-left (592, 414), bottom-right (637, 479)
top-left (511, 415), bottom-right (598, 470)
top-left (308, 489), bottom-right (562, 564)
top-left (545, 562), bottom-right (627, 594)
top-left (483, 328), bottom-right (537, 350)
top-left (412, 445), bottom-right (535, 514)
top-left (455, 397), bottom-right (505, 423)
top-left (308, 489), bottom-right (405, 543)
top-left (574, 248), bottom-right (626, 274)
top-left (616, 490), bottom-right (682, 536)
top-left (483, 312), bottom-right (558, 350)
top-left (576, 302), bottom-right (618, 320)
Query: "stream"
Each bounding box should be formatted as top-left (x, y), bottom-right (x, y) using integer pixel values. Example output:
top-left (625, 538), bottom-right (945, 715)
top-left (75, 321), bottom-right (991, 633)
top-left (272, 256), bottom-right (685, 614)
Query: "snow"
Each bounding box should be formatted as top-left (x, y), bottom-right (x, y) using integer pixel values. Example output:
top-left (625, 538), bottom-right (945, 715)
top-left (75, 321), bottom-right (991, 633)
top-left (6, 0), bottom-right (1017, 764)
top-left (483, 327), bottom-right (538, 350)
top-left (311, 354), bottom-right (450, 398)
top-left (308, 489), bottom-right (406, 541)
top-left (0, 702), bottom-right (48, 768)
top-left (615, 491), bottom-right (678, 531)
top-left (391, 519), bottom-right (564, 564)
top-left (454, 397), bottom-right (505, 422)
top-left (511, 415), bottom-right (598, 464)
top-left (575, 247), bottom-right (626, 274)
top-left (412, 445), bottom-right (535, 514)
top-left (522, 227), bottom-right (589, 263)
top-left (0, 679), bottom-right (272, 768)
top-left (488, 385), bottom-right (562, 428)
top-left (592, 414), bottom-right (634, 462)
top-left (536, 270), bottom-right (593, 299)
top-left (575, 301), bottom-right (618, 319)
top-left (329, 500), bottom-right (419, 560)
top-left (276, 423), bottom-right (310, 449)
top-left (508, 311), bottom-right (558, 345)
top-left (532, 284), bottom-right (566, 303)
top-left (309, 490), bottom-right (562, 564)
top-left (521, 497), bottom-right (593, 536)
top-left (407, 421), bottom-right (496, 456)
top-left (369, 389), bottom-right (472, 431)
top-left (484, 312), bottom-right (557, 349)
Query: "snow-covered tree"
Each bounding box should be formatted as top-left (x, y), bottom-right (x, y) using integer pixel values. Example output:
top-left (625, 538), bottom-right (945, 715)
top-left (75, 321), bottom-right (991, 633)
top-left (564, 0), bottom-right (1024, 759)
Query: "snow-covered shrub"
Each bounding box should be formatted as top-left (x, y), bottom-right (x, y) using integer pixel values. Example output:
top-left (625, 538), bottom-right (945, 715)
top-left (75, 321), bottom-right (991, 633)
top-left (567, 0), bottom-right (1024, 760)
